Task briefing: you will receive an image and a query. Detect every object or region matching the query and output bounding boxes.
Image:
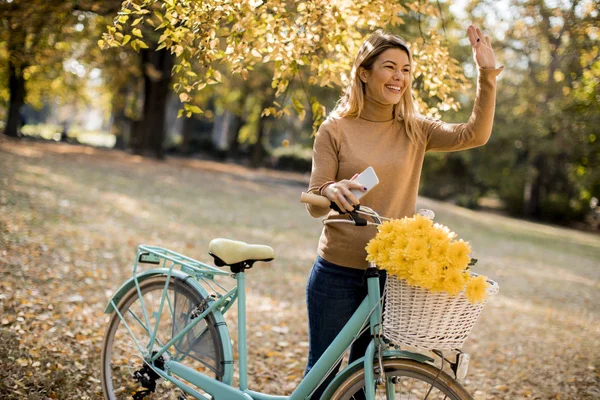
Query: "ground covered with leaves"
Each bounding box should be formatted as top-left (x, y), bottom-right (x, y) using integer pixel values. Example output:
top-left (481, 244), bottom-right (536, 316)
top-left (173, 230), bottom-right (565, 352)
top-left (1, 137), bottom-right (599, 399)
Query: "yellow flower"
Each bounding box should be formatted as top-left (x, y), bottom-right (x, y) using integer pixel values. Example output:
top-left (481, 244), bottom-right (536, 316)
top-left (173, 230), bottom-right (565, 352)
top-left (447, 240), bottom-right (471, 269)
top-left (429, 240), bottom-right (449, 263)
top-left (366, 215), bottom-right (489, 304)
top-left (388, 249), bottom-right (410, 279)
top-left (440, 268), bottom-right (468, 296)
top-left (430, 227), bottom-right (450, 245)
top-left (410, 214), bottom-right (433, 233)
top-left (365, 237), bottom-right (383, 263)
top-left (409, 259), bottom-right (440, 290)
top-left (466, 275), bottom-right (489, 303)
top-left (404, 237), bottom-right (429, 260)
top-left (434, 223), bottom-right (457, 240)
top-left (377, 220), bottom-right (396, 235)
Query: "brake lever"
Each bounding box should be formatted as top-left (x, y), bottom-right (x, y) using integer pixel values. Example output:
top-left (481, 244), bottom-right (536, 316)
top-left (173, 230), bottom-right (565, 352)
top-left (330, 203), bottom-right (368, 226)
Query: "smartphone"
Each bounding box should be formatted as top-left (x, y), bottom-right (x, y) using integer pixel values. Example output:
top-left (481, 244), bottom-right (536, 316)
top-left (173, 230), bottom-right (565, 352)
top-left (350, 166), bottom-right (379, 200)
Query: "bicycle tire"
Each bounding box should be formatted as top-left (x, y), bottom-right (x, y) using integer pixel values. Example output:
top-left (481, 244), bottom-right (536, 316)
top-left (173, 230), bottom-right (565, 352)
top-left (330, 358), bottom-right (473, 400)
top-left (101, 276), bottom-right (225, 400)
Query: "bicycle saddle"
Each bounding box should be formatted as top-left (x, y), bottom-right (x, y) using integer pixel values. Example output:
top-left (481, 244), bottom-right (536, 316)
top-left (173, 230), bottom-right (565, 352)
top-left (208, 238), bottom-right (274, 272)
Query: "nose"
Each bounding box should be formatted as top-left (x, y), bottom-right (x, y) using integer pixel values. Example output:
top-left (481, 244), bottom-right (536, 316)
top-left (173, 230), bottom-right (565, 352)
top-left (393, 68), bottom-right (402, 82)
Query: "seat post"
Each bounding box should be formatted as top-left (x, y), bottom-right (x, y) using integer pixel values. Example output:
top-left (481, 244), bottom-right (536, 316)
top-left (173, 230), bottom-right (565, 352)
top-left (236, 271), bottom-right (248, 391)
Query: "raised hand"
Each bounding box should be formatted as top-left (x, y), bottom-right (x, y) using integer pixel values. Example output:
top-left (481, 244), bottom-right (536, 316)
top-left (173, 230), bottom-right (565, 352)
top-left (467, 25), bottom-right (497, 69)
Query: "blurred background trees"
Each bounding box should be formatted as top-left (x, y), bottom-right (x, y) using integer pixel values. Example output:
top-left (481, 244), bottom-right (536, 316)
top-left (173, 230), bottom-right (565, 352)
top-left (461, 0), bottom-right (599, 224)
top-left (0, 0), bottom-right (598, 228)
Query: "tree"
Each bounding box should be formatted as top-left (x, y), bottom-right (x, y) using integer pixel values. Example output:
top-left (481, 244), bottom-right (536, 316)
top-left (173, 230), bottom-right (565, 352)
top-left (0, 1), bottom-right (74, 137)
top-left (0, 1), bottom-right (128, 138)
top-left (101, 0), bottom-right (471, 159)
top-left (472, 0), bottom-right (599, 223)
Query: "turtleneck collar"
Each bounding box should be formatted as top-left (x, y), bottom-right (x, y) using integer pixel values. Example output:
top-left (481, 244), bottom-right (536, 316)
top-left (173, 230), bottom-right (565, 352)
top-left (359, 95), bottom-right (395, 122)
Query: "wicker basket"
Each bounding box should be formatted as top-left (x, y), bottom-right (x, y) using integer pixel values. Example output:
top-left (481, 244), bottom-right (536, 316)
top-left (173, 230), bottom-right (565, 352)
top-left (383, 274), bottom-right (499, 350)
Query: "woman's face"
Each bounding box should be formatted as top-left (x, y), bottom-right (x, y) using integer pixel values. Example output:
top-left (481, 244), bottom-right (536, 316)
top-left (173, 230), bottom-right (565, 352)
top-left (360, 48), bottom-right (411, 105)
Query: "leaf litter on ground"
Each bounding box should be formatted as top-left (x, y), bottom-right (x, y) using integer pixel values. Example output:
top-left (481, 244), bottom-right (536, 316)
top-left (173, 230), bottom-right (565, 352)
top-left (0, 137), bottom-right (598, 399)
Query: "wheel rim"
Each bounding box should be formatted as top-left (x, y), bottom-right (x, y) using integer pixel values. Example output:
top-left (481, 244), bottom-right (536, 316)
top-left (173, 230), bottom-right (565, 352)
top-left (333, 359), bottom-right (471, 400)
top-left (101, 277), bottom-right (223, 399)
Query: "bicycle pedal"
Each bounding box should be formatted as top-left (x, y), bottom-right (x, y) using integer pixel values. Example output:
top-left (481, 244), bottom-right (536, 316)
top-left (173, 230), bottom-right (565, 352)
top-left (132, 389), bottom-right (152, 400)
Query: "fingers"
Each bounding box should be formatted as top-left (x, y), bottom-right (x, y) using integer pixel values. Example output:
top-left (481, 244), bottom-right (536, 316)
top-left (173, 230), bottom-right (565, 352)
top-left (467, 25), bottom-right (477, 47)
top-left (328, 186), bottom-right (353, 212)
top-left (476, 27), bottom-right (483, 39)
top-left (336, 189), bottom-right (356, 212)
top-left (325, 179), bottom-right (366, 212)
top-left (467, 25), bottom-right (488, 48)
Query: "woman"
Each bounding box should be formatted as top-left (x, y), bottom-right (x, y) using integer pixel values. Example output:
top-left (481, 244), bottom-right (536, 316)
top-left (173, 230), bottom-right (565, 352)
top-left (304, 26), bottom-right (503, 398)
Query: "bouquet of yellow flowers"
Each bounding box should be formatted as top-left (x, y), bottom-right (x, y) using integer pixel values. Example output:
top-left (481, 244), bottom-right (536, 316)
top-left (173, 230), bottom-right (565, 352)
top-left (366, 214), bottom-right (489, 304)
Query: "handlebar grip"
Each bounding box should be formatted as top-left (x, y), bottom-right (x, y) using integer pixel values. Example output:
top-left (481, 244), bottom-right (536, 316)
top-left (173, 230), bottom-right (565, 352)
top-left (300, 192), bottom-right (331, 208)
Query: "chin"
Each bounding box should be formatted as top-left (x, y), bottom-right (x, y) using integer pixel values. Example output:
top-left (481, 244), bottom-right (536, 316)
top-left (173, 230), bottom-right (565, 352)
top-left (385, 96), bottom-right (402, 105)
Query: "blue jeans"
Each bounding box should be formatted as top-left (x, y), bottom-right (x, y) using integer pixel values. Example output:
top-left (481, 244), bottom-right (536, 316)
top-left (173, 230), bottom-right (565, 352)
top-left (304, 256), bottom-right (386, 399)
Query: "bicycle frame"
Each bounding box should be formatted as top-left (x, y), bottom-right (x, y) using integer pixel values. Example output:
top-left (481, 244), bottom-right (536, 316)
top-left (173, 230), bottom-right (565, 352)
top-left (106, 246), bottom-right (433, 400)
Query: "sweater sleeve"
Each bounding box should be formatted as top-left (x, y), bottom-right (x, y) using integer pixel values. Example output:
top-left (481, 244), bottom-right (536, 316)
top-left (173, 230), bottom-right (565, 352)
top-left (424, 66), bottom-right (504, 152)
top-left (306, 118), bottom-right (340, 218)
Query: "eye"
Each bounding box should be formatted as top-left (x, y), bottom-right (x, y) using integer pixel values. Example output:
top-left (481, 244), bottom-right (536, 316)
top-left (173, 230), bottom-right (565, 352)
top-left (385, 65), bottom-right (395, 70)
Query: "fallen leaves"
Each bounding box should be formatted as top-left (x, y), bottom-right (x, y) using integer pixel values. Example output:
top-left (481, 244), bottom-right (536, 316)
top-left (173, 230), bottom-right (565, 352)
top-left (1, 138), bottom-right (599, 399)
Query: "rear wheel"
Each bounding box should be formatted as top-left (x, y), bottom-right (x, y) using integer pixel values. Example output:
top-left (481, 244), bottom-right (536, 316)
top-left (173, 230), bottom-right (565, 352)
top-left (101, 276), bottom-right (225, 399)
top-left (330, 358), bottom-right (472, 400)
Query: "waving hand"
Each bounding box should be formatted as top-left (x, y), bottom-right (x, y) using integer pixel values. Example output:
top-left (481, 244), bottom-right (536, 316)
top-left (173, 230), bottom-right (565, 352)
top-left (468, 25), bottom-right (497, 69)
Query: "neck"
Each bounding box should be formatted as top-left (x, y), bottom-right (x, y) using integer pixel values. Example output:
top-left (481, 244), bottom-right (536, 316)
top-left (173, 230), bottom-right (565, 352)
top-left (360, 95), bottom-right (395, 122)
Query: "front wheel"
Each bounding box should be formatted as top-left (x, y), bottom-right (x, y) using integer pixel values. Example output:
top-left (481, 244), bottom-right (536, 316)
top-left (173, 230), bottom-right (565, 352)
top-left (101, 276), bottom-right (225, 399)
top-left (330, 358), bottom-right (473, 400)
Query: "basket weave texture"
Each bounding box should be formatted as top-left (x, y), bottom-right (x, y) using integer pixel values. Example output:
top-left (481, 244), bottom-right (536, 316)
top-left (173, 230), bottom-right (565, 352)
top-left (383, 274), bottom-right (499, 350)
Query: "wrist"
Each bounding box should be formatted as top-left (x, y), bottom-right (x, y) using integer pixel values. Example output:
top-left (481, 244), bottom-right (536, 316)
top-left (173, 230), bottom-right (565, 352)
top-left (318, 181), bottom-right (335, 196)
top-left (320, 182), bottom-right (335, 199)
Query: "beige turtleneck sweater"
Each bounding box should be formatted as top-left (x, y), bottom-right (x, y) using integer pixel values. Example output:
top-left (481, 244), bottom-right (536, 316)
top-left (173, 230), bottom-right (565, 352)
top-left (306, 67), bottom-right (504, 269)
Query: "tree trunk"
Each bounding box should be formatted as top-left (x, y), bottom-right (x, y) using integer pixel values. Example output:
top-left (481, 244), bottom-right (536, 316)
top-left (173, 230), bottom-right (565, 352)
top-left (131, 48), bottom-right (174, 159)
top-left (250, 115), bottom-right (267, 169)
top-left (249, 94), bottom-right (274, 168)
top-left (4, 61), bottom-right (26, 138)
top-left (110, 85), bottom-right (133, 150)
top-left (180, 115), bottom-right (195, 155)
top-left (523, 154), bottom-right (545, 218)
top-left (226, 85), bottom-right (249, 160)
top-left (226, 113), bottom-right (244, 160)
top-left (111, 110), bottom-right (131, 150)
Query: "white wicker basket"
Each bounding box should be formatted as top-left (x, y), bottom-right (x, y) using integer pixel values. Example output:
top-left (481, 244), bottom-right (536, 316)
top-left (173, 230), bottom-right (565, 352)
top-left (383, 274), bottom-right (499, 350)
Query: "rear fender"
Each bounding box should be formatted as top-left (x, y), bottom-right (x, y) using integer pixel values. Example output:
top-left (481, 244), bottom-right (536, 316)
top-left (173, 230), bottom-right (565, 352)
top-left (104, 268), bottom-right (234, 385)
top-left (104, 268), bottom-right (207, 314)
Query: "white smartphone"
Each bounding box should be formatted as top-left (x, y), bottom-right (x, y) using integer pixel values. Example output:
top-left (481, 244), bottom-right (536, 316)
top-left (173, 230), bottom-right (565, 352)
top-left (350, 166), bottom-right (379, 200)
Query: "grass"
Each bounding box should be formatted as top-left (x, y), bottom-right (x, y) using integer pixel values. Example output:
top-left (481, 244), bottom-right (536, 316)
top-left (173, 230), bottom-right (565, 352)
top-left (0, 137), bottom-right (599, 399)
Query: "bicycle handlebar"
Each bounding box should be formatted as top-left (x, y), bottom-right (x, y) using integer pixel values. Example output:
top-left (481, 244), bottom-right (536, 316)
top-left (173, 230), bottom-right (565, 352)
top-left (300, 192), bottom-right (385, 227)
top-left (300, 192), bottom-right (331, 208)
top-left (300, 192), bottom-right (433, 226)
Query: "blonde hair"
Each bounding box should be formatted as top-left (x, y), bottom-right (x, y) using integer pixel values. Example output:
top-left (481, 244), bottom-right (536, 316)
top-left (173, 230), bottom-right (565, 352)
top-left (332, 30), bottom-right (423, 145)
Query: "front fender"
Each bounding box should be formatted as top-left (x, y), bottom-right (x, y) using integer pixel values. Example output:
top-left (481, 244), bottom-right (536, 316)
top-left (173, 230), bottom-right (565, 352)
top-left (321, 349), bottom-right (434, 399)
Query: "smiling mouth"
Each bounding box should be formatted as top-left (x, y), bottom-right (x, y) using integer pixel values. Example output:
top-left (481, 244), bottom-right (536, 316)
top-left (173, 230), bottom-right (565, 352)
top-left (385, 85), bottom-right (403, 94)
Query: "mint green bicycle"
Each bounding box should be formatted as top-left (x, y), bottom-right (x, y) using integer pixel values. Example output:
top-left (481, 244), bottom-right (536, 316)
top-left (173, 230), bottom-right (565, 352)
top-left (100, 193), bottom-right (474, 400)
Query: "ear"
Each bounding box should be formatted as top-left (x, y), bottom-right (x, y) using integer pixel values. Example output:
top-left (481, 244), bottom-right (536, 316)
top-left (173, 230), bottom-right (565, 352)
top-left (358, 67), bottom-right (368, 83)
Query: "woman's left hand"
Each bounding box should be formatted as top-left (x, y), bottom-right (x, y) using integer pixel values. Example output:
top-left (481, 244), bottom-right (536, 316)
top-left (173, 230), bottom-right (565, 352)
top-left (467, 25), bottom-right (496, 69)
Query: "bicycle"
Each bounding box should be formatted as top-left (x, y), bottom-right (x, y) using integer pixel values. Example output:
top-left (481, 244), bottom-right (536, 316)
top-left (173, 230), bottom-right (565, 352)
top-left (100, 192), bottom-right (476, 400)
